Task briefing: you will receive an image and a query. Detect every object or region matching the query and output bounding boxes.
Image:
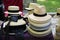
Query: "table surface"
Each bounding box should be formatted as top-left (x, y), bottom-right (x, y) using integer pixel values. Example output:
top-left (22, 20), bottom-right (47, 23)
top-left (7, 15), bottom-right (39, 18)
top-left (2, 31), bottom-right (54, 40)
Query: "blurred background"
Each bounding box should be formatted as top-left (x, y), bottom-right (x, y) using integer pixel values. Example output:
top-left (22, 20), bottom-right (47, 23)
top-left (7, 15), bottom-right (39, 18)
top-left (23, 0), bottom-right (60, 12)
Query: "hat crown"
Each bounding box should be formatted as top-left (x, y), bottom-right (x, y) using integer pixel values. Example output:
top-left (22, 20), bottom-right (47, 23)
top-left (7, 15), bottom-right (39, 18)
top-left (29, 3), bottom-right (46, 15)
top-left (8, 6), bottom-right (20, 15)
top-left (34, 5), bottom-right (46, 15)
top-left (8, 6), bottom-right (19, 11)
top-left (29, 3), bottom-right (40, 8)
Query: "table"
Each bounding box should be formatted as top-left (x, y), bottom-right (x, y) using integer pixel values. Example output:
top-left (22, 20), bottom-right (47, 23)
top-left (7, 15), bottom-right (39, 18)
top-left (2, 31), bottom-right (54, 40)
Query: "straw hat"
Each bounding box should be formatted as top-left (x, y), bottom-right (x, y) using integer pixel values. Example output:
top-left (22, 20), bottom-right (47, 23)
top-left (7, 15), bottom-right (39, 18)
top-left (29, 3), bottom-right (46, 15)
top-left (4, 6), bottom-right (27, 32)
top-left (29, 3), bottom-right (40, 9)
top-left (28, 14), bottom-right (51, 24)
top-left (8, 6), bottom-right (20, 15)
top-left (28, 5), bottom-right (51, 24)
top-left (29, 19), bottom-right (51, 27)
top-left (27, 26), bottom-right (52, 37)
top-left (57, 8), bottom-right (60, 13)
top-left (27, 5), bottom-right (52, 37)
top-left (29, 22), bottom-right (51, 31)
top-left (34, 5), bottom-right (46, 15)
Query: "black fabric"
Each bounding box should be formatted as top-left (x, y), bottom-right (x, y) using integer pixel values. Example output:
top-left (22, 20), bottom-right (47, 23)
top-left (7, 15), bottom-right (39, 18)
top-left (0, 22), bottom-right (4, 40)
top-left (1, 22), bottom-right (4, 35)
top-left (4, 15), bottom-right (26, 32)
top-left (0, 0), bottom-right (3, 4)
top-left (8, 14), bottom-right (23, 19)
top-left (4, 16), bottom-right (26, 40)
top-left (4, 18), bottom-right (25, 40)
top-left (33, 13), bottom-right (47, 17)
top-left (4, 13), bottom-right (26, 40)
top-left (23, 17), bottom-right (28, 25)
top-left (0, 7), bottom-right (4, 20)
top-left (7, 15), bottom-right (22, 22)
top-left (5, 19), bottom-right (11, 40)
top-left (0, 30), bottom-right (2, 40)
top-left (15, 30), bottom-right (24, 40)
top-left (4, 24), bottom-right (26, 33)
top-left (10, 15), bottom-right (18, 22)
top-left (0, 4), bottom-right (5, 21)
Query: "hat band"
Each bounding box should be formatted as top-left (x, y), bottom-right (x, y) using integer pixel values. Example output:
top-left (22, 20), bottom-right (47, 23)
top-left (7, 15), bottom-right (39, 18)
top-left (29, 23), bottom-right (51, 30)
top-left (30, 27), bottom-right (48, 32)
top-left (8, 10), bottom-right (19, 13)
top-left (29, 23), bottom-right (51, 32)
top-left (33, 13), bottom-right (47, 17)
top-left (57, 13), bottom-right (60, 15)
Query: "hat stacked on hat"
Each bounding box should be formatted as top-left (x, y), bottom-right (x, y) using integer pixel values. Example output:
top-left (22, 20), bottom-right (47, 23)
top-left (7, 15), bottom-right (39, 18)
top-left (28, 3), bottom-right (40, 15)
top-left (27, 5), bottom-right (52, 37)
top-left (55, 8), bottom-right (60, 39)
top-left (4, 6), bottom-right (26, 33)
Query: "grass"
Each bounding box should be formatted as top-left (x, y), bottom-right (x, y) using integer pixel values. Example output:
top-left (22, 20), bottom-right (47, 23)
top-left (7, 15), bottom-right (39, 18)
top-left (37, 0), bottom-right (60, 12)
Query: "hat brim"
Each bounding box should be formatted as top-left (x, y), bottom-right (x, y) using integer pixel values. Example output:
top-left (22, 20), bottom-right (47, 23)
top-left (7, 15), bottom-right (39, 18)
top-left (5, 11), bottom-right (22, 15)
top-left (27, 26), bottom-right (52, 37)
top-left (5, 19), bottom-right (26, 26)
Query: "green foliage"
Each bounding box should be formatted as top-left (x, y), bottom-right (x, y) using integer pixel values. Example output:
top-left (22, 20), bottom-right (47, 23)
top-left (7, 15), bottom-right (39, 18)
top-left (37, 0), bottom-right (60, 12)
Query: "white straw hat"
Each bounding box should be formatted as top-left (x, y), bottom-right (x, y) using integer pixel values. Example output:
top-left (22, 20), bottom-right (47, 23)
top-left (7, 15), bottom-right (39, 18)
top-left (28, 14), bottom-right (51, 24)
top-left (8, 6), bottom-right (20, 14)
top-left (27, 26), bottom-right (52, 37)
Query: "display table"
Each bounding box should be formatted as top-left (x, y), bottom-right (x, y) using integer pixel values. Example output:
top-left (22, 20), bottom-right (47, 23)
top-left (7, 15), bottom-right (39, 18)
top-left (2, 31), bottom-right (54, 40)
